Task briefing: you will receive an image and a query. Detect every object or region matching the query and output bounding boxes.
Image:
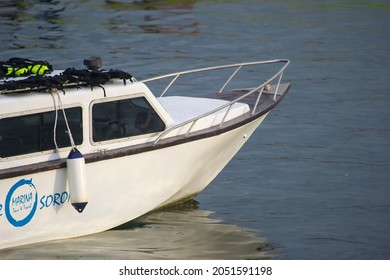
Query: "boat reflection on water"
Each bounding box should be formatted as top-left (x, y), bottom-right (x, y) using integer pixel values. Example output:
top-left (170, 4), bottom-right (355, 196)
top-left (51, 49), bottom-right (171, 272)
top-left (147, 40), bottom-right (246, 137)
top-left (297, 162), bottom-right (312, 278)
top-left (0, 201), bottom-right (273, 260)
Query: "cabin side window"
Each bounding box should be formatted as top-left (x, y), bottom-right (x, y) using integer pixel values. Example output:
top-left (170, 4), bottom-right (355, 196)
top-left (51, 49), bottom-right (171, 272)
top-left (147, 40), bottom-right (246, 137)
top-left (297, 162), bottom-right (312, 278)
top-left (92, 97), bottom-right (165, 142)
top-left (0, 107), bottom-right (83, 158)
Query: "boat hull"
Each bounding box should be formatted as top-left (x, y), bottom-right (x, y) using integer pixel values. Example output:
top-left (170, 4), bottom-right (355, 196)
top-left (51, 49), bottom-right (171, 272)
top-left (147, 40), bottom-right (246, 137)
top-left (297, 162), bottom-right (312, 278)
top-left (0, 114), bottom-right (266, 249)
top-left (157, 113), bottom-right (268, 208)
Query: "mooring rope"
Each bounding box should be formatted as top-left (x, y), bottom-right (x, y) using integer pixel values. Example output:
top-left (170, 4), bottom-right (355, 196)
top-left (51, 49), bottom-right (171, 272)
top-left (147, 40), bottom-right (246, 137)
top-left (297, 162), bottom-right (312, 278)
top-left (52, 90), bottom-right (76, 151)
top-left (49, 91), bottom-right (60, 151)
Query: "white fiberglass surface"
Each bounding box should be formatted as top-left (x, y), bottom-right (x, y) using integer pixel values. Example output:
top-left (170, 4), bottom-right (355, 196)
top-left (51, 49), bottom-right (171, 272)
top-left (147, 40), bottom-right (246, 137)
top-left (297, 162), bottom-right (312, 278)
top-left (157, 96), bottom-right (249, 124)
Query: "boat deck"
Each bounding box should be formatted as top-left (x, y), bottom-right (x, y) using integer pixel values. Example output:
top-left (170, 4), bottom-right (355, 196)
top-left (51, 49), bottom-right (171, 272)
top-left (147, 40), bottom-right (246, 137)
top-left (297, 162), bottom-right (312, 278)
top-left (205, 83), bottom-right (290, 115)
top-left (158, 96), bottom-right (250, 125)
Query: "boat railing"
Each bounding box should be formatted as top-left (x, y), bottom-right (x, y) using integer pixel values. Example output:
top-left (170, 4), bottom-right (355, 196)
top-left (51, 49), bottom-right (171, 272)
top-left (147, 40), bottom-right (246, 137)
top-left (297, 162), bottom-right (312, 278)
top-left (140, 59), bottom-right (290, 145)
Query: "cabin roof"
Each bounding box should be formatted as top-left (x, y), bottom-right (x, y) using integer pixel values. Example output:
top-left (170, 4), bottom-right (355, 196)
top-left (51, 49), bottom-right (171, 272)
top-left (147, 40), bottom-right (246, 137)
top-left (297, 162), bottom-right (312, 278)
top-left (0, 81), bottom-right (150, 115)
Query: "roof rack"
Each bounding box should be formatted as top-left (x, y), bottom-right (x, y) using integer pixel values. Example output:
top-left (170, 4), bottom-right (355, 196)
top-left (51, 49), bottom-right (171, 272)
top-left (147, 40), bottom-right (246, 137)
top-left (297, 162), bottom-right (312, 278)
top-left (0, 57), bottom-right (135, 95)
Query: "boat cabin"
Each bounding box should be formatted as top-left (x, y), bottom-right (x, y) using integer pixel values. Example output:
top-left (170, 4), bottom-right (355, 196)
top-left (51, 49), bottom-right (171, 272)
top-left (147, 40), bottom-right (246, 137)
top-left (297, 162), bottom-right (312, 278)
top-left (0, 74), bottom-right (250, 173)
top-left (1, 58), bottom-right (290, 174)
top-left (0, 78), bottom-right (178, 168)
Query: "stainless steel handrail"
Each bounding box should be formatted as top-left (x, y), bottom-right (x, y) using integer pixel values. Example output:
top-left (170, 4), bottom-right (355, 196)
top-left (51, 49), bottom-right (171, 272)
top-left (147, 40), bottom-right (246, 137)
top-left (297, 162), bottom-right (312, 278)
top-left (140, 59), bottom-right (290, 145)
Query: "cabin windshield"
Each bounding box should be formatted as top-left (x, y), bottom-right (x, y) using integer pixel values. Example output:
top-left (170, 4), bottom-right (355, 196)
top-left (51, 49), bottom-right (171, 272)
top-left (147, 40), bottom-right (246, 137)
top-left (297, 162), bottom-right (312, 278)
top-left (92, 97), bottom-right (165, 142)
top-left (0, 107), bottom-right (83, 158)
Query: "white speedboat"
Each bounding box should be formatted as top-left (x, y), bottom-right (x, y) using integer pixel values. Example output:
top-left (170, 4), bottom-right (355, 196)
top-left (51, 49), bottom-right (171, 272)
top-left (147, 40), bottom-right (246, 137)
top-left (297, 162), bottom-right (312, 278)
top-left (0, 57), bottom-right (290, 249)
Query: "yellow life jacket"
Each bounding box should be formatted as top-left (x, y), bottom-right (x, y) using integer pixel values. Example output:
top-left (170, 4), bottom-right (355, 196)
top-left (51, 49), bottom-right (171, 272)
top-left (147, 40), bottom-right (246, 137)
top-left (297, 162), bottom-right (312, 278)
top-left (1, 58), bottom-right (53, 78)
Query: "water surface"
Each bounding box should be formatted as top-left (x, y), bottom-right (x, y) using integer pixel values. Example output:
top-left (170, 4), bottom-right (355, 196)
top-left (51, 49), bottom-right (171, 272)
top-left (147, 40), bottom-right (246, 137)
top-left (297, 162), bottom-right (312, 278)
top-left (0, 0), bottom-right (389, 259)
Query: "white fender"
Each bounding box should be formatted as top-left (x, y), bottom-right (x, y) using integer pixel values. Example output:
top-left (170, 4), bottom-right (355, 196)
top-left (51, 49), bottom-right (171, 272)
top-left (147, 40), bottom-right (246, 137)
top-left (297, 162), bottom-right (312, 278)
top-left (66, 148), bottom-right (88, 213)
